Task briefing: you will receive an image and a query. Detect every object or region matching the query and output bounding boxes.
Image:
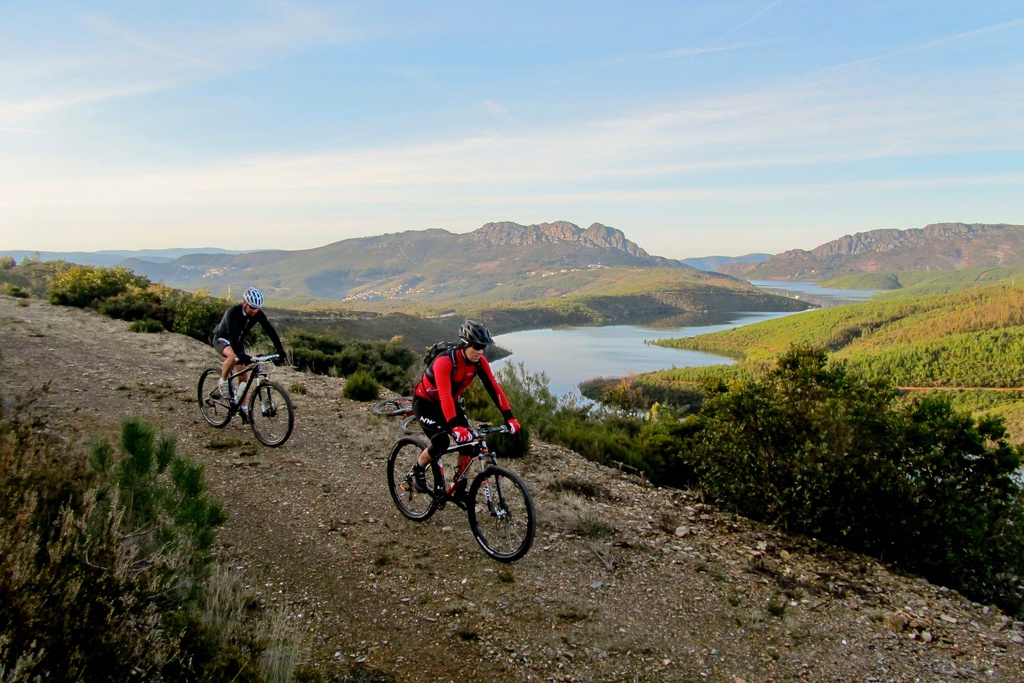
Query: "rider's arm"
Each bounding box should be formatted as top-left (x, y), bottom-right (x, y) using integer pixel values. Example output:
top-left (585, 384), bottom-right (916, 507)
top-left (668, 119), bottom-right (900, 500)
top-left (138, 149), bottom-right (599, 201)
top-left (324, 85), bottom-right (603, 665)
top-left (433, 354), bottom-right (462, 428)
top-left (255, 310), bottom-right (286, 355)
top-left (476, 357), bottom-right (514, 421)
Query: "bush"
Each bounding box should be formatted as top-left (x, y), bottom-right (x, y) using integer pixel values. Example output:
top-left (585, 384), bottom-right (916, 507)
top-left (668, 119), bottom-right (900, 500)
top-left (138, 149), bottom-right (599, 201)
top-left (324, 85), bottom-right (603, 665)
top-left (0, 410), bottom-right (312, 681)
top-left (130, 318), bottom-right (165, 333)
top-left (48, 265), bottom-right (150, 308)
top-left (169, 289), bottom-right (230, 343)
top-left (681, 345), bottom-right (1024, 615)
top-left (2, 283), bottom-right (30, 298)
top-left (290, 332), bottom-right (417, 391)
top-left (343, 370), bottom-right (380, 402)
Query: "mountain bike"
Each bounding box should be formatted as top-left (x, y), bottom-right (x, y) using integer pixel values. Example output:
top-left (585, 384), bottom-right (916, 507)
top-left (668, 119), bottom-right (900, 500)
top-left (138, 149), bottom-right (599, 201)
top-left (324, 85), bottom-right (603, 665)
top-left (373, 395), bottom-right (413, 417)
top-left (386, 424), bottom-right (536, 562)
top-left (373, 395), bottom-right (417, 434)
top-left (197, 354), bottom-right (295, 447)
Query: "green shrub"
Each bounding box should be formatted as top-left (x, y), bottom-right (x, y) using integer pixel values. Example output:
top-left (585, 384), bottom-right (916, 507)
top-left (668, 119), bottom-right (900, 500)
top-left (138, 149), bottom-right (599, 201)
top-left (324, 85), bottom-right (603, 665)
top-left (2, 283), bottom-right (30, 298)
top-left (48, 265), bottom-right (150, 308)
top-left (0, 259), bottom-right (67, 298)
top-left (343, 370), bottom-right (380, 401)
top-left (130, 318), bottom-right (165, 333)
top-left (169, 289), bottom-right (229, 343)
top-left (0, 411), bottom-right (311, 681)
top-left (290, 331), bottom-right (417, 391)
top-left (681, 345), bottom-right (1024, 615)
top-left (96, 286), bottom-right (169, 325)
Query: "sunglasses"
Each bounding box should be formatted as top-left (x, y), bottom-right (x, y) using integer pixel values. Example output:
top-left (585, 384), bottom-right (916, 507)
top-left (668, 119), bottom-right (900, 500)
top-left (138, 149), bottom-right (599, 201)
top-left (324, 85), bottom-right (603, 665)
top-left (469, 343), bottom-right (487, 351)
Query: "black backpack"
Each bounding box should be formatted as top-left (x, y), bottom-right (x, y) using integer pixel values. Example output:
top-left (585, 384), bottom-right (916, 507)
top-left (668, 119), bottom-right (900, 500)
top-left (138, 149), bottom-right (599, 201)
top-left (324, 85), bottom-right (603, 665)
top-left (423, 341), bottom-right (459, 385)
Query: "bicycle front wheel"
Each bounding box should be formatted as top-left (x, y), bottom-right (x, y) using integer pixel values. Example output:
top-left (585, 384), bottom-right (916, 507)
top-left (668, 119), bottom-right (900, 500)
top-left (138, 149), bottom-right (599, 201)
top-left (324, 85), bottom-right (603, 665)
top-left (373, 396), bottom-right (414, 417)
top-left (387, 437), bottom-right (440, 522)
top-left (248, 381), bottom-right (294, 447)
top-left (198, 368), bottom-right (231, 428)
top-left (468, 466), bottom-right (536, 562)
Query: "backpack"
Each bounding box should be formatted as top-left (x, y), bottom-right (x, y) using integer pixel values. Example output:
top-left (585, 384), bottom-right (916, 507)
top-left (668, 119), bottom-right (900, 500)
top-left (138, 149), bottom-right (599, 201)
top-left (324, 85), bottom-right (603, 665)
top-left (423, 341), bottom-right (459, 386)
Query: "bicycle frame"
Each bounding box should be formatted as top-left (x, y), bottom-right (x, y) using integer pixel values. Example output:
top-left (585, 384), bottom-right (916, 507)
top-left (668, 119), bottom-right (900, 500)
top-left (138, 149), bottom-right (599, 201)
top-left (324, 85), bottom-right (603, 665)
top-left (431, 427), bottom-right (503, 508)
top-left (224, 356), bottom-right (275, 407)
top-left (387, 422), bottom-right (534, 561)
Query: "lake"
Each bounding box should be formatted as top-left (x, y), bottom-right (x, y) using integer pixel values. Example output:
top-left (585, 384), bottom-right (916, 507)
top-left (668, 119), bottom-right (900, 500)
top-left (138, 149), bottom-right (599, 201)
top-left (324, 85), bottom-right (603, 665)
top-left (491, 280), bottom-right (882, 399)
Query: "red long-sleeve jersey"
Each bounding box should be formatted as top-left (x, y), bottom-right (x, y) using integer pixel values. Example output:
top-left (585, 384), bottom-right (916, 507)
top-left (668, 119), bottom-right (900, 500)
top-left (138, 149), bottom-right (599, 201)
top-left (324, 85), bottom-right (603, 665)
top-left (413, 346), bottom-right (513, 429)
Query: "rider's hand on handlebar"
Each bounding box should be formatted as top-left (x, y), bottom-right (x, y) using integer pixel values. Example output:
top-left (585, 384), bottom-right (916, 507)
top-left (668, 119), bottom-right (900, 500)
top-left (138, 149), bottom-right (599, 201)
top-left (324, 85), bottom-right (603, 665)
top-left (273, 351), bottom-right (287, 366)
top-left (452, 426), bottom-right (472, 443)
top-left (506, 418), bottom-right (520, 435)
top-left (236, 353), bottom-right (253, 366)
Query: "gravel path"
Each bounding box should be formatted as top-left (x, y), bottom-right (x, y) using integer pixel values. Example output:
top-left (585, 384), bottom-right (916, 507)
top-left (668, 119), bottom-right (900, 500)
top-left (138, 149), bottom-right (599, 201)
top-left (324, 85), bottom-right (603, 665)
top-left (4, 294), bottom-right (1024, 682)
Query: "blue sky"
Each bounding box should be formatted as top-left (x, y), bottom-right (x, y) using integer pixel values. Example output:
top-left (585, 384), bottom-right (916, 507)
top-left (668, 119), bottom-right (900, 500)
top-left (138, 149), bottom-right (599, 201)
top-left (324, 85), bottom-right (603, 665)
top-left (1, 1), bottom-right (1022, 259)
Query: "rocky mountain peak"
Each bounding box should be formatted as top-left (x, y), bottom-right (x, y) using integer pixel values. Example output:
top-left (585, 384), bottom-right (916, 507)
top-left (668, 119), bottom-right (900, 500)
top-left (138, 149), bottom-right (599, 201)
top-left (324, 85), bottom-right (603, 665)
top-left (468, 221), bottom-right (648, 257)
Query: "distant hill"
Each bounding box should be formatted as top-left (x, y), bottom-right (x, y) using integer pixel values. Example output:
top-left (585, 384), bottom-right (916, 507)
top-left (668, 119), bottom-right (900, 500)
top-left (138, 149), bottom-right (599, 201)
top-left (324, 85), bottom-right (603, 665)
top-left (0, 248), bottom-right (246, 268)
top-left (120, 221), bottom-right (752, 305)
top-left (681, 253), bottom-right (772, 272)
top-left (716, 223), bottom-right (1024, 281)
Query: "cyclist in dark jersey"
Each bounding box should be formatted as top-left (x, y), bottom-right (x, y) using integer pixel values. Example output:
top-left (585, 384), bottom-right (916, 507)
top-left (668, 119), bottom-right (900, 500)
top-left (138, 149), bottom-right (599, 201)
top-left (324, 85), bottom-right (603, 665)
top-left (211, 286), bottom-right (287, 403)
top-left (410, 320), bottom-right (520, 496)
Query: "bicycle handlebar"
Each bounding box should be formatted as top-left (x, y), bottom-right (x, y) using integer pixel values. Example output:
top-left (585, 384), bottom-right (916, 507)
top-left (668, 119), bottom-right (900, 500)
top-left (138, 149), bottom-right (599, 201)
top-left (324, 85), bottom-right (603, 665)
top-left (471, 423), bottom-right (511, 438)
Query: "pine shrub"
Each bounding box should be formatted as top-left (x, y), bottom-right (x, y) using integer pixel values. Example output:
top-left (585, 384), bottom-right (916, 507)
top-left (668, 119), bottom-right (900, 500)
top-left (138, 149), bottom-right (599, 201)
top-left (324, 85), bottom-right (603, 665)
top-left (343, 370), bottom-right (380, 401)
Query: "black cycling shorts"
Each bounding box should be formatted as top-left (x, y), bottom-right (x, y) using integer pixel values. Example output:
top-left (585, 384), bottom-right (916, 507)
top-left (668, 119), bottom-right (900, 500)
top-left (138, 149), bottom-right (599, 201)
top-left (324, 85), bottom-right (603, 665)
top-left (213, 337), bottom-right (244, 358)
top-left (412, 396), bottom-right (471, 459)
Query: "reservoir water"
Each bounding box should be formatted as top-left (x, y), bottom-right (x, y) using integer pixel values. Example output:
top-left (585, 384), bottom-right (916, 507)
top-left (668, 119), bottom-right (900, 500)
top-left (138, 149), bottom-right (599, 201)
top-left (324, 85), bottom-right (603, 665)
top-left (491, 280), bottom-right (882, 399)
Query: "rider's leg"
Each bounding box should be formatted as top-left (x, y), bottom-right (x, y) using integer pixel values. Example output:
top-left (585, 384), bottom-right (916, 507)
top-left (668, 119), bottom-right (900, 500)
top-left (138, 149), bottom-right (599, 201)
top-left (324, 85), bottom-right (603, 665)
top-left (218, 343), bottom-right (237, 381)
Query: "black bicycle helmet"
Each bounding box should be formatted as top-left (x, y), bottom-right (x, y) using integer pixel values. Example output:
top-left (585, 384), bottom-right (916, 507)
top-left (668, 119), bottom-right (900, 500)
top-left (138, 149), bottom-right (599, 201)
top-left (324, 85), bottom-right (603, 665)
top-left (459, 319), bottom-right (494, 347)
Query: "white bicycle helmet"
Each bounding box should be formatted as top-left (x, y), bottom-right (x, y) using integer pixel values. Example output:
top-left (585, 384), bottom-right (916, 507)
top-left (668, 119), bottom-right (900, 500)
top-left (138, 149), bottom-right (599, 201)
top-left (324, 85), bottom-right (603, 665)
top-left (242, 286), bottom-right (264, 308)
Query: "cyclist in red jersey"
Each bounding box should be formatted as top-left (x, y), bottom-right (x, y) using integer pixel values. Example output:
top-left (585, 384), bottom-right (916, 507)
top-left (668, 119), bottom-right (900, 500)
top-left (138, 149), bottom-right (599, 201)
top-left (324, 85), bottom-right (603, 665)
top-left (410, 320), bottom-right (520, 496)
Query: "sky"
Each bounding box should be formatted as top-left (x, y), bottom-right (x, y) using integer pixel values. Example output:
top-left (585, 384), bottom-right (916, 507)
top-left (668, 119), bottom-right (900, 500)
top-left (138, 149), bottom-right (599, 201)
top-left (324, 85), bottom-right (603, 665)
top-left (1, 1), bottom-right (1022, 260)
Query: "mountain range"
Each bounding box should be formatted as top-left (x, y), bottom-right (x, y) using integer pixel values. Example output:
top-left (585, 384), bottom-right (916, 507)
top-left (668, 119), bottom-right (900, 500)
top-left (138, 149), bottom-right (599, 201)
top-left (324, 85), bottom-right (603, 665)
top-left (109, 221), bottom-right (756, 306)
top-left (717, 223), bottom-right (1024, 281)
top-left (0, 247), bottom-right (245, 268)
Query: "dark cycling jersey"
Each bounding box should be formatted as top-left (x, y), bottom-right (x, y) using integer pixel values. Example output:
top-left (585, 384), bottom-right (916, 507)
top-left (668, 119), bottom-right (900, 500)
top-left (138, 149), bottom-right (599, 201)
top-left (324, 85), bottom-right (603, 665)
top-left (212, 303), bottom-right (285, 359)
top-left (414, 345), bottom-right (513, 430)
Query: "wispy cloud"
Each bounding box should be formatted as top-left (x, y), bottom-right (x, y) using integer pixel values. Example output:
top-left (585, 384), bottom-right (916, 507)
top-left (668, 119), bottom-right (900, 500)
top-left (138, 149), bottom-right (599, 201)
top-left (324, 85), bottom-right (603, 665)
top-left (0, 80), bottom-right (184, 126)
top-left (76, 14), bottom-right (221, 71)
top-left (674, 0), bottom-right (785, 67)
top-left (813, 17), bottom-right (1024, 74)
top-left (481, 99), bottom-right (509, 115)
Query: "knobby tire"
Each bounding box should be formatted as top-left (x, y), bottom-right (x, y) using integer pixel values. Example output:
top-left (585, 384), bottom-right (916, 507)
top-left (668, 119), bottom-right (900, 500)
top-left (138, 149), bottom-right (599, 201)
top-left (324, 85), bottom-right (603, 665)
top-left (248, 381), bottom-right (294, 447)
top-left (198, 368), bottom-right (231, 428)
top-left (467, 465), bottom-right (536, 562)
top-left (387, 437), bottom-right (440, 521)
top-left (373, 397), bottom-right (414, 417)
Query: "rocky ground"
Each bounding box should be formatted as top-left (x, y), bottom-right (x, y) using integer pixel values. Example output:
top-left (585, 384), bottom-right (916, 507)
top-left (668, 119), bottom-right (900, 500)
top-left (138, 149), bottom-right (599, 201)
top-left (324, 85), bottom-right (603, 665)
top-left (4, 294), bottom-right (1024, 682)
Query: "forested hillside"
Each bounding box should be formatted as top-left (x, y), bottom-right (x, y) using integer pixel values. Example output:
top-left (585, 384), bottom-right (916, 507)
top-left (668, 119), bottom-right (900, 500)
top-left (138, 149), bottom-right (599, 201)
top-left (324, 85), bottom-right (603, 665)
top-left (649, 283), bottom-right (1024, 439)
top-left (719, 223), bottom-right (1024, 281)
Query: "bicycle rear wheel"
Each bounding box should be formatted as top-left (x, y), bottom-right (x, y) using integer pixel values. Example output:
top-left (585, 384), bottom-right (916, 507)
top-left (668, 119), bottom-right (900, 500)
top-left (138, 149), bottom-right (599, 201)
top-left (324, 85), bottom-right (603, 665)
top-left (198, 368), bottom-right (231, 428)
top-left (400, 414), bottom-right (418, 434)
top-left (467, 466), bottom-right (536, 562)
top-left (387, 437), bottom-right (440, 521)
top-left (373, 396), bottom-right (414, 417)
top-left (248, 381), bottom-right (294, 447)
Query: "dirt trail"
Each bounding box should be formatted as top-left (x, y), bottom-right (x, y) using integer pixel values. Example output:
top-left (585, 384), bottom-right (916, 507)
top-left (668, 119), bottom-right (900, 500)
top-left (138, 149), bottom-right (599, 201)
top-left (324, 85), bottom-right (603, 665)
top-left (4, 294), bottom-right (1024, 682)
